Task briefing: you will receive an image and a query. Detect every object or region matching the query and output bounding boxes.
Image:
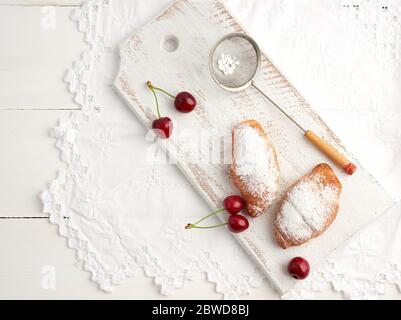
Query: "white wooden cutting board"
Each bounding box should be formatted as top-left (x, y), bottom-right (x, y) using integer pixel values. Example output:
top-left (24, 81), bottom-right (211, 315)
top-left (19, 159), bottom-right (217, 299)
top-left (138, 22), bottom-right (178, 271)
top-left (114, 0), bottom-right (394, 294)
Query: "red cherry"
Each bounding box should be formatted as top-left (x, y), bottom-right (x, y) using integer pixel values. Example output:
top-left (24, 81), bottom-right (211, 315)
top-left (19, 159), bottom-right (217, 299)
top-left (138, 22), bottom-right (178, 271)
top-left (152, 117), bottom-right (173, 139)
top-left (288, 257), bottom-right (310, 280)
top-left (223, 195), bottom-right (245, 214)
top-left (228, 214), bottom-right (249, 233)
top-left (174, 91), bottom-right (196, 113)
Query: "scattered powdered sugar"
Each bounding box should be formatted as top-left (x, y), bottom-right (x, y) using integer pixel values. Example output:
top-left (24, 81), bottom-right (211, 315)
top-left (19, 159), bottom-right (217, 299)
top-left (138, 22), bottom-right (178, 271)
top-left (234, 125), bottom-right (279, 205)
top-left (276, 173), bottom-right (339, 241)
top-left (218, 53), bottom-right (240, 75)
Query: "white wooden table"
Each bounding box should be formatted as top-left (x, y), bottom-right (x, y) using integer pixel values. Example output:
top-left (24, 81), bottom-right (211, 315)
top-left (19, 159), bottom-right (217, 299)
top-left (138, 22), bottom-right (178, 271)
top-left (0, 0), bottom-right (398, 300)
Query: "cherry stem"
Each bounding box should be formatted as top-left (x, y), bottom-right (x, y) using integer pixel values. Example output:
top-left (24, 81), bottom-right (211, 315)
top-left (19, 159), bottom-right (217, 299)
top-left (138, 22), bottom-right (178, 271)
top-left (146, 81), bottom-right (161, 118)
top-left (185, 208), bottom-right (225, 230)
top-left (153, 87), bottom-right (176, 99)
top-left (147, 81), bottom-right (176, 99)
top-left (188, 222), bottom-right (228, 229)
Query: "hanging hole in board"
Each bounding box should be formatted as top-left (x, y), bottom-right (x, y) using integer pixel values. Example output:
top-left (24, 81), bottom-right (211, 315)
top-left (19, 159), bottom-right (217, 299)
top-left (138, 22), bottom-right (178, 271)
top-left (162, 35), bottom-right (179, 52)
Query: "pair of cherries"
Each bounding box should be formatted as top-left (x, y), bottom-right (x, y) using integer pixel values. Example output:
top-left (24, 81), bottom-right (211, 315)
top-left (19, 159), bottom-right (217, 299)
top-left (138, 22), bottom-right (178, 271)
top-left (146, 81), bottom-right (196, 139)
top-left (185, 195), bottom-right (249, 233)
top-left (186, 195), bottom-right (310, 279)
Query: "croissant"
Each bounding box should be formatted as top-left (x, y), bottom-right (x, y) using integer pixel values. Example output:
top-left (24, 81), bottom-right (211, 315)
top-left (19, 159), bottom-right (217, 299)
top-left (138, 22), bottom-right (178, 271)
top-left (275, 163), bottom-right (342, 248)
top-left (229, 119), bottom-right (280, 217)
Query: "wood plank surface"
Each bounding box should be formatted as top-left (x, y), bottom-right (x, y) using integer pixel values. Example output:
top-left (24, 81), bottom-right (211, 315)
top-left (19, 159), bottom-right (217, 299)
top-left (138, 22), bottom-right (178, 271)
top-left (0, 110), bottom-right (71, 217)
top-left (0, 0), bottom-right (398, 300)
top-left (2, 219), bottom-right (399, 298)
top-left (0, 0), bottom-right (81, 5)
top-left (0, 219), bottom-right (282, 299)
top-left (0, 6), bottom-right (86, 109)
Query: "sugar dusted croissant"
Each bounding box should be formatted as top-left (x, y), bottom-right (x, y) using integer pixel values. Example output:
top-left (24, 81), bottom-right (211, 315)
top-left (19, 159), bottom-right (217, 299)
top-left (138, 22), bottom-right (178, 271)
top-left (275, 163), bottom-right (342, 249)
top-left (229, 119), bottom-right (280, 217)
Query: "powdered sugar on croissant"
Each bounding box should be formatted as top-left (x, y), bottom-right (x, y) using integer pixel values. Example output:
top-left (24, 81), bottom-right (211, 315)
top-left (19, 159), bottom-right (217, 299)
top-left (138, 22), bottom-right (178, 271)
top-left (230, 120), bottom-right (280, 217)
top-left (275, 163), bottom-right (342, 249)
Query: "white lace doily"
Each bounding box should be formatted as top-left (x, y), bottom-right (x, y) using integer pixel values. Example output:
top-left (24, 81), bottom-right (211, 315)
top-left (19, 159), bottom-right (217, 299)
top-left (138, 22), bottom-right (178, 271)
top-left (41, 0), bottom-right (401, 299)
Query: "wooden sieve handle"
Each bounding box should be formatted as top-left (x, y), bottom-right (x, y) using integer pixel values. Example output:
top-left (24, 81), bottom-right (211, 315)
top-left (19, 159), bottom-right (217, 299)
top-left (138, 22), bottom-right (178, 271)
top-left (304, 130), bottom-right (357, 175)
